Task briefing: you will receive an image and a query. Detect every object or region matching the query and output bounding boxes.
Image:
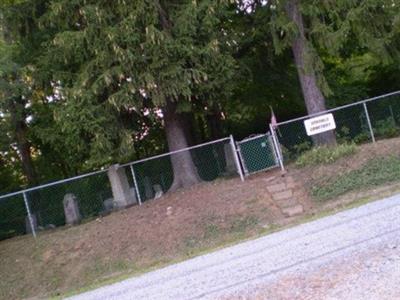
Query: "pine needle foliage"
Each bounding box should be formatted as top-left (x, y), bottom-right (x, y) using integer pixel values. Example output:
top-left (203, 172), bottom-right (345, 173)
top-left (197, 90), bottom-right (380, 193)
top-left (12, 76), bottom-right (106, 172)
top-left (38, 0), bottom-right (237, 165)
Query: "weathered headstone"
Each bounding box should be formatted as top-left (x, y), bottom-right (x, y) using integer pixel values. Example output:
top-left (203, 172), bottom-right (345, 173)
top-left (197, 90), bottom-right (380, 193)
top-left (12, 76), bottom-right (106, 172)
top-left (153, 184), bottom-right (163, 199)
top-left (25, 213), bottom-right (37, 234)
top-left (129, 187), bottom-right (139, 201)
top-left (45, 224), bottom-right (56, 230)
top-left (107, 164), bottom-right (137, 208)
top-left (224, 143), bottom-right (237, 174)
top-left (63, 193), bottom-right (82, 225)
top-left (143, 176), bottom-right (154, 199)
top-left (103, 198), bottom-right (115, 212)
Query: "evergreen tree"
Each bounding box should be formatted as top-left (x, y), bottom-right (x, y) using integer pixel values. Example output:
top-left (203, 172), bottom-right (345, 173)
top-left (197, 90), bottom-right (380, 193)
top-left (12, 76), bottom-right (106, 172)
top-left (0, 0), bottom-right (46, 186)
top-left (40, 0), bottom-right (236, 190)
top-left (242, 0), bottom-right (400, 145)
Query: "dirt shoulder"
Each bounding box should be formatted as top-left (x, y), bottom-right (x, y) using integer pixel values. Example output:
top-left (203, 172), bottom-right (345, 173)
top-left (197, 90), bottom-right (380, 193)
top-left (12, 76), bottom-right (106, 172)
top-left (2, 138), bottom-right (400, 300)
top-left (0, 170), bottom-right (291, 300)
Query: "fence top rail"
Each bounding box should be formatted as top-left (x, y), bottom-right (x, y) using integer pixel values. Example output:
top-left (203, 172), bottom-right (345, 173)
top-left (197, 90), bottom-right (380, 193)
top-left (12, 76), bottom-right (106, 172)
top-left (121, 136), bottom-right (230, 167)
top-left (0, 136), bottom-right (231, 201)
top-left (237, 133), bottom-right (270, 144)
top-left (275, 90), bottom-right (400, 126)
top-left (0, 168), bottom-right (108, 201)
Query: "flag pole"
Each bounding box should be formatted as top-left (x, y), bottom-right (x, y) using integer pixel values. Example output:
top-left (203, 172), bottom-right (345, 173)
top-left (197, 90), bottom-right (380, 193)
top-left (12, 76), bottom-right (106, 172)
top-left (269, 106), bottom-right (285, 172)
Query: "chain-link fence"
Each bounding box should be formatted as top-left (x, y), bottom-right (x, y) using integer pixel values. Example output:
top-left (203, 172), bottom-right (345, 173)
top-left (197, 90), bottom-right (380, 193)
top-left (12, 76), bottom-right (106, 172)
top-left (272, 91), bottom-right (400, 163)
top-left (0, 194), bottom-right (26, 240)
top-left (236, 134), bottom-right (278, 176)
top-left (0, 170), bottom-right (111, 241)
top-left (0, 136), bottom-right (246, 241)
top-left (6, 90), bottom-right (397, 242)
top-left (121, 136), bottom-right (243, 203)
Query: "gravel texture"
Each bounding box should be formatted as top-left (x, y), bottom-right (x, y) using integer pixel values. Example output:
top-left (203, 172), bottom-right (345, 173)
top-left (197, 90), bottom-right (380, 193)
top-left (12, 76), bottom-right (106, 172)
top-left (68, 194), bottom-right (400, 300)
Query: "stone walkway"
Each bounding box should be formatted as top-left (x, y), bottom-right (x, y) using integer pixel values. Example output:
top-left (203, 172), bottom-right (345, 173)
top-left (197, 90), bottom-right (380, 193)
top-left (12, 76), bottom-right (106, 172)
top-left (264, 173), bottom-right (309, 217)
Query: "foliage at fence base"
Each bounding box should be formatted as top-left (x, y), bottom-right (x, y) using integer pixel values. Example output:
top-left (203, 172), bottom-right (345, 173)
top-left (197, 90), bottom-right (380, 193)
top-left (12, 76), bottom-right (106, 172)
top-left (374, 119), bottom-right (400, 139)
top-left (295, 143), bottom-right (357, 167)
top-left (312, 156), bottom-right (400, 201)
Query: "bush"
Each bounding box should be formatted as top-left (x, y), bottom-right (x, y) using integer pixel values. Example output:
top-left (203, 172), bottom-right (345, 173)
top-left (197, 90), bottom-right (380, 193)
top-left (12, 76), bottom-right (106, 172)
top-left (336, 126), bottom-right (351, 144)
top-left (293, 141), bottom-right (312, 155)
top-left (354, 132), bottom-right (370, 144)
top-left (374, 118), bottom-right (400, 139)
top-left (295, 143), bottom-right (357, 167)
top-left (312, 156), bottom-right (400, 200)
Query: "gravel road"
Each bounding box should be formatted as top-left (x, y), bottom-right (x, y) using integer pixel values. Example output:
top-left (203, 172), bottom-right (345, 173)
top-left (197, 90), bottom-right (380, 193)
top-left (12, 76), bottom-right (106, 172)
top-left (68, 194), bottom-right (400, 300)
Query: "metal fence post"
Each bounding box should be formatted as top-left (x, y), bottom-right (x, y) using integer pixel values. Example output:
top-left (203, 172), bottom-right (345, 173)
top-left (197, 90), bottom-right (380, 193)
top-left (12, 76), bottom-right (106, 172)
top-left (268, 133), bottom-right (279, 166)
top-left (229, 135), bottom-right (245, 182)
top-left (130, 165), bottom-right (142, 205)
top-left (23, 192), bottom-right (36, 239)
top-left (236, 142), bottom-right (249, 176)
top-left (363, 102), bottom-right (376, 143)
top-left (269, 124), bottom-right (285, 172)
top-left (389, 105), bottom-right (395, 124)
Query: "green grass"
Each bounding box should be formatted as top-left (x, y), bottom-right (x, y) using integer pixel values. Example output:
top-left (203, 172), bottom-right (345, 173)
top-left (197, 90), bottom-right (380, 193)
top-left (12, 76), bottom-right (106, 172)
top-left (230, 216), bottom-right (259, 234)
top-left (312, 156), bottom-right (400, 200)
top-left (183, 215), bottom-right (260, 255)
top-left (295, 143), bottom-right (357, 167)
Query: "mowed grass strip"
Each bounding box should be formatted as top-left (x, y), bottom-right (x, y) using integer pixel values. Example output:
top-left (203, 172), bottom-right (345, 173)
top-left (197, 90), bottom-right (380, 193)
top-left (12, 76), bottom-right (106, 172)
top-left (312, 156), bottom-right (400, 200)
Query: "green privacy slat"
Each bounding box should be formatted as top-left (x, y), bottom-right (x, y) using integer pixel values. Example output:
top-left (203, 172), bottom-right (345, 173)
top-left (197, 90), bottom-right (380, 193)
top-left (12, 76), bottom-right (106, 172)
top-left (127, 139), bottom-right (235, 203)
top-left (273, 93), bottom-right (400, 163)
top-left (238, 134), bottom-right (278, 175)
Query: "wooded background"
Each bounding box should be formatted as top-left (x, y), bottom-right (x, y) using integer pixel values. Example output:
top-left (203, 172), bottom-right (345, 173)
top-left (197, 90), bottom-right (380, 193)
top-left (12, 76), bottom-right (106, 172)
top-left (1, 0), bottom-right (399, 193)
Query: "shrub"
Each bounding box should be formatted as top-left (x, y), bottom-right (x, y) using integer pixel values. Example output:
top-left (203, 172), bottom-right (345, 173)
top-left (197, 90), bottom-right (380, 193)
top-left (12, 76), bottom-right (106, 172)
top-left (374, 118), bottom-right (400, 139)
top-left (336, 126), bottom-right (351, 144)
top-left (295, 143), bottom-right (357, 167)
top-left (293, 141), bottom-right (312, 155)
top-left (354, 132), bottom-right (370, 144)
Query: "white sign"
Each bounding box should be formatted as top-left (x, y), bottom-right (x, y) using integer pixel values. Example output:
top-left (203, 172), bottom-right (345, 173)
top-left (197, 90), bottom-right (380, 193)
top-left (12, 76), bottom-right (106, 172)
top-left (304, 113), bottom-right (336, 136)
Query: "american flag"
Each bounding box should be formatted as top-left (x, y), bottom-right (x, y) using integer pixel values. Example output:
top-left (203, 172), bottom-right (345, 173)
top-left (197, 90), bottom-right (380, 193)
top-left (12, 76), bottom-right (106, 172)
top-left (270, 106), bottom-right (277, 128)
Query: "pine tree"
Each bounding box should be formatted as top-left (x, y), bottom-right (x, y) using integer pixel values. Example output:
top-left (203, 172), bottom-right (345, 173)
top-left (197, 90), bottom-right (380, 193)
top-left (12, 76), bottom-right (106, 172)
top-left (0, 0), bottom-right (46, 185)
top-left (245, 0), bottom-right (400, 145)
top-left (40, 0), bottom-right (236, 190)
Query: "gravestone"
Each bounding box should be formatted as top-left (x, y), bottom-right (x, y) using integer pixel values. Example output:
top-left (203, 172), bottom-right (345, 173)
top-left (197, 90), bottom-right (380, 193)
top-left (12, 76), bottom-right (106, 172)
top-left (107, 164), bottom-right (137, 208)
top-left (63, 193), bottom-right (82, 225)
top-left (103, 198), bottom-right (115, 212)
top-left (143, 176), bottom-right (154, 199)
top-left (25, 213), bottom-right (38, 234)
top-left (153, 184), bottom-right (163, 199)
top-left (129, 187), bottom-right (139, 201)
top-left (224, 143), bottom-right (237, 174)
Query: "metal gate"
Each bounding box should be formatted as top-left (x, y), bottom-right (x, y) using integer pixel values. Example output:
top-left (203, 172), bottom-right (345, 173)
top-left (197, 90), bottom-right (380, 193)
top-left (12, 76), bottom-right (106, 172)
top-left (237, 133), bottom-right (279, 176)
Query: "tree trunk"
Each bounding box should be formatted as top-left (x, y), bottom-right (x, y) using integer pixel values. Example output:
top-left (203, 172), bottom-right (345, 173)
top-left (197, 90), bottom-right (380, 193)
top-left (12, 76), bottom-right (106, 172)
top-left (9, 99), bottom-right (38, 185)
top-left (286, 0), bottom-right (336, 146)
top-left (2, 21), bottom-right (38, 186)
top-left (206, 108), bottom-right (223, 140)
top-left (163, 100), bottom-right (200, 191)
top-left (180, 112), bottom-right (197, 146)
top-left (155, 1), bottom-right (200, 190)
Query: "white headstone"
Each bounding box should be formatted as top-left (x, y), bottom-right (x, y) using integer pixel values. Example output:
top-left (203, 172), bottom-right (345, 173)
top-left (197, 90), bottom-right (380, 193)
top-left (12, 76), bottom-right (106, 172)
top-left (143, 176), bottom-right (154, 199)
top-left (103, 198), bottom-right (114, 212)
top-left (153, 184), bottom-right (163, 199)
top-left (63, 193), bottom-right (82, 225)
top-left (107, 164), bottom-right (137, 208)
